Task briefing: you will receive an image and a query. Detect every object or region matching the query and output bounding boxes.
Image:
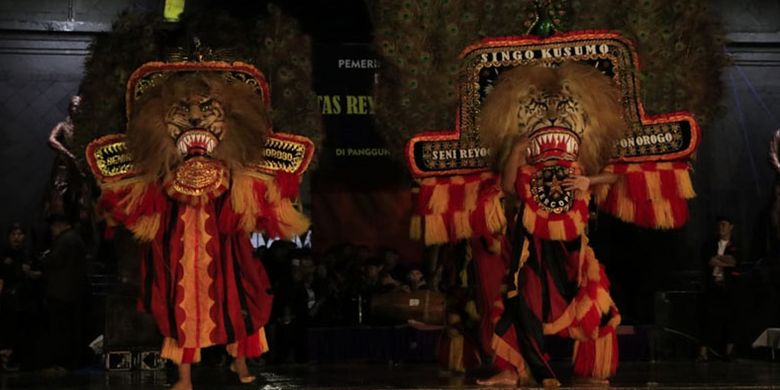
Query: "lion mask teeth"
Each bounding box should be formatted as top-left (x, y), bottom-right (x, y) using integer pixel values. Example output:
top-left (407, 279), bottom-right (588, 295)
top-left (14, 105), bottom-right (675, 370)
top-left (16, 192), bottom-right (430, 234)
top-left (176, 130), bottom-right (219, 157)
top-left (526, 127), bottom-right (580, 163)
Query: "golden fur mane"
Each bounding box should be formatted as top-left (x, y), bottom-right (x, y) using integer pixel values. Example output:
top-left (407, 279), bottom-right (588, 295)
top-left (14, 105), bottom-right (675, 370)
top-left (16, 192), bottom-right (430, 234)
top-left (478, 62), bottom-right (626, 175)
top-left (127, 72), bottom-right (270, 178)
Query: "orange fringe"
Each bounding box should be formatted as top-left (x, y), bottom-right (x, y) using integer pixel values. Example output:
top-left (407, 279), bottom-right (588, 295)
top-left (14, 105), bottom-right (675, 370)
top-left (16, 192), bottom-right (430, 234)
top-left (96, 179), bottom-right (163, 242)
top-left (231, 170), bottom-right (310, 238)
top-left (597, 162), bottom-right (695, 229)
top-left (226, 327), bottom-right (270, 358)
top-left (412, 173), bottom-right (505, 245)
top-left (161, 337), bottom-right (202, 365)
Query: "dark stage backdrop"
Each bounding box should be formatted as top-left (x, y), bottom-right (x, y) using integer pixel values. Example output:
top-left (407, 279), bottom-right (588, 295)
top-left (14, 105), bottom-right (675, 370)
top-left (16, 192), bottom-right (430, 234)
top-left (309, 42), bottom-right (422, 263)
top-left (0, 0), bottom-right (779, 323)
top-left (589, 1), bottom-right (780, 324)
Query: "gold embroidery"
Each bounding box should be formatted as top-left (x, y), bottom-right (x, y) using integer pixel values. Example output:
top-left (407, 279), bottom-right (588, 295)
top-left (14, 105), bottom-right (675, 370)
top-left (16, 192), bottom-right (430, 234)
top-left (93, 141), bottom-right (135, 177)
top-left (171, 158), bottom-right (228, 197)
top-left (253, 137), bottom-right (307, 173)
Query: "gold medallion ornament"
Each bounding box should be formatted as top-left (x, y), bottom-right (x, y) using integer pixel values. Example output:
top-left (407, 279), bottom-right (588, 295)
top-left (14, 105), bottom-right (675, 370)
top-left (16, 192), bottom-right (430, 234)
top-left (530, 165), bottom-right (575, 214)
top-left (165, 157), bottom-right (229, 205)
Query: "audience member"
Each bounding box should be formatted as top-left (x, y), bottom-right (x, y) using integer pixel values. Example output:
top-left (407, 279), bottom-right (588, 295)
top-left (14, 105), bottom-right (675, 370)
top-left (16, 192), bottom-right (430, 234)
top-left (40, 214), bottom-right (89, 371)
top-left (698, 216), bottom-right (739, 362)
top-left (403, 268), bottom-right (429, 292)
top-left (0, 223), bottom-right (29, 370)
top-left (379, 248), bottom-right (405, 282)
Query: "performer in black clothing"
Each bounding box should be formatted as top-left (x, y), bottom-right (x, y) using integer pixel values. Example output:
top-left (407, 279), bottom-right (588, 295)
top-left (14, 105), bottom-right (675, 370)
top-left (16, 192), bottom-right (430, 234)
top-left (0, 223), bottom-right (29, 370)
top-left (698, 217), bottom-right (738, 361)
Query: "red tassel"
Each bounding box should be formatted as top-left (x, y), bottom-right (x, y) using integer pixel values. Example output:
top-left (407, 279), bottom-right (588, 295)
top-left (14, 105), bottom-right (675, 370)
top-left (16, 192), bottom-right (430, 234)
top-left (578, 306), bottom-right (601, 336)
top-left (669, 198), bottom-right (688, 228)
top-left (585, 282), bottom-right (600, 300)
top-left (659, 170), bottom-right (678, 200)
top-left (449, 183), bottom-right (466, 211)
top-left (98, 189), bottom-right (128, 224)
top-left (598, 162), bottom-right (694, 229)
top-left (417, 182), bottom-right (435, 215)
top-left (252, 180), bottom-right (282, 237)
top-left (625, 172), bottom-right (648, 201)
top-left (218, 200), bottom-right (241, 233)
top-left (534, 215), bottom-right (549, 238)
top-left (275, 172), bottom-right (300, 199)
top-left (602, 185), bottom-right (619, 215)
top-left (443, 211), bottom-right (456, 241)
top-left (470, 203), bottom-right (487, 236)
top-left (634, 198), bottom-right (655, 228)
top-left (242, 332), bottom-right (262, 358)
top-left (599, 266), bottom-right (611, 290)
top-left (573, 339), bottom-right (596, 377)
top-left (126, 184), bottom-right (165, 227)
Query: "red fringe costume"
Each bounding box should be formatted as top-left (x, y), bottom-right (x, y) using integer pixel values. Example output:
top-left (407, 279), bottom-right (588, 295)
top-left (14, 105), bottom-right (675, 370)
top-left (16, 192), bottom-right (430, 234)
top-left (409, 159), bottom-right (693, 383)
top-left (405, 31), bottom-right (700, 384)
top-left (489, 162), bottom-right (620, 383)
top-left (86, 61), bottom-right (314, 365)
top-left (95, 167), bottom-right (307, 364)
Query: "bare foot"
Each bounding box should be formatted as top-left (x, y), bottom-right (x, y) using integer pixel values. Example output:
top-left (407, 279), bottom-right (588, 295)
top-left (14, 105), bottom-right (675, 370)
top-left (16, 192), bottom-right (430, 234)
top-left (230, 358), bottom-right (256, 384)
top-left (171, 363), bottom-right (192, 390)
top-left (572, 376), bottom-right (609, 386)
top-left (476, 370), bottom-right (518, 386)
top-left (542, 378), bottom-right (561, 388)
top-left (169, 380), bottom-right (192, 390)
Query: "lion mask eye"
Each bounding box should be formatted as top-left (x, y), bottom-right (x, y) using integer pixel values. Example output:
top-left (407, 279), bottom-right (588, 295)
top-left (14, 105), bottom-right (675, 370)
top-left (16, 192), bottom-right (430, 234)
top-left (199, 98), bottom-right (213, 112)
top-left (527, 99), bottom-right (546, 112)
top-left (557, 99), bottom-right (573, 111)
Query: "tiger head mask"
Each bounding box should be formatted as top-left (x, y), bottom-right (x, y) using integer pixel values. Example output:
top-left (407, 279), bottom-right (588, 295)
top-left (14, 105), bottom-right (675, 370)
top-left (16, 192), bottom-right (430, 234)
top-left (478, 62), bottom-right (626, 175)
top-left (127, 72), bottom-right (271, 179)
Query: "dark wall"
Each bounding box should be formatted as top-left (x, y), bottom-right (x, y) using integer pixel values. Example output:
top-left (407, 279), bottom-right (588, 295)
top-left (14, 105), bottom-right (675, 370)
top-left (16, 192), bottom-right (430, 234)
top-left (696, 0), bottom-right (780, 264)
top-left (0, 0), bottom-right (162, 245)
top-left (591, 1), bottom-right (780, 324)
top-left (0, 31), bottom-right (88, 239)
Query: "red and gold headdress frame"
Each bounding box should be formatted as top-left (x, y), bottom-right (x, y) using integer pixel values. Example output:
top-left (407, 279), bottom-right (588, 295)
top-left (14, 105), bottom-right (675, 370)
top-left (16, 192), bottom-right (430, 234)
top-left (125, 61), bottom-right (272, 118)
top-left (405, 30), bottom-right (701, 178)
top-left (85, 61), bottom-right (314, 184)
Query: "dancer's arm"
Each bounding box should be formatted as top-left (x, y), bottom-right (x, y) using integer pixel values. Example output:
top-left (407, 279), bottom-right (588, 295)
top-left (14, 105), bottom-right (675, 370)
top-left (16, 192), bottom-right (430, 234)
top-left (562, 173), bottom-right (620, 192)
top-left (501, 141), bottom-right (527, 194)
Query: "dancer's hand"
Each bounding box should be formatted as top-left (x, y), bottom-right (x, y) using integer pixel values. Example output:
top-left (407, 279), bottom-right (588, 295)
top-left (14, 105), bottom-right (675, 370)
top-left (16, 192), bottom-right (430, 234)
top-left (563, 176), bottom-right (590, 192)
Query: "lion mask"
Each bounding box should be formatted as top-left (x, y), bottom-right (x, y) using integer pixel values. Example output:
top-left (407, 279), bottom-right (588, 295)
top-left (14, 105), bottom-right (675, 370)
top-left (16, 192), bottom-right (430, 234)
top-left (478, 62), bottom-right (626, 175)
top-left (127, 72), bottom-right (271, 178)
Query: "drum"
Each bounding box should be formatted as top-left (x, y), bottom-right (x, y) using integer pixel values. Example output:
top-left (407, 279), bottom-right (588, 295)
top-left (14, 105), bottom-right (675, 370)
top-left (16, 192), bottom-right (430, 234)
top-left (369, 289), bottom-right (445, 325)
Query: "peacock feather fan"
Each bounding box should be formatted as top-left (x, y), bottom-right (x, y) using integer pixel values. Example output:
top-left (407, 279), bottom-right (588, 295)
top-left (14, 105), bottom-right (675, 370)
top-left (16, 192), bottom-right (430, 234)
top-left (367, 0), bottom-right (546, 161)
top-left (568, 0), bottom-right (728, 127)
top-left (73, 4), bottom-right (322, 172)
top-left (252, 4), bottom-right (322, 149)
top-left (367, 0), bottom-right (726, 163)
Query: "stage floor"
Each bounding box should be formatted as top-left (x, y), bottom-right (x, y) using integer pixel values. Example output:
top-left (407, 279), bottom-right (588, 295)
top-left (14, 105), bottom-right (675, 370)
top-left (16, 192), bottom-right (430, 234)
top-left (2, 360), bottom-right (779, 389)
